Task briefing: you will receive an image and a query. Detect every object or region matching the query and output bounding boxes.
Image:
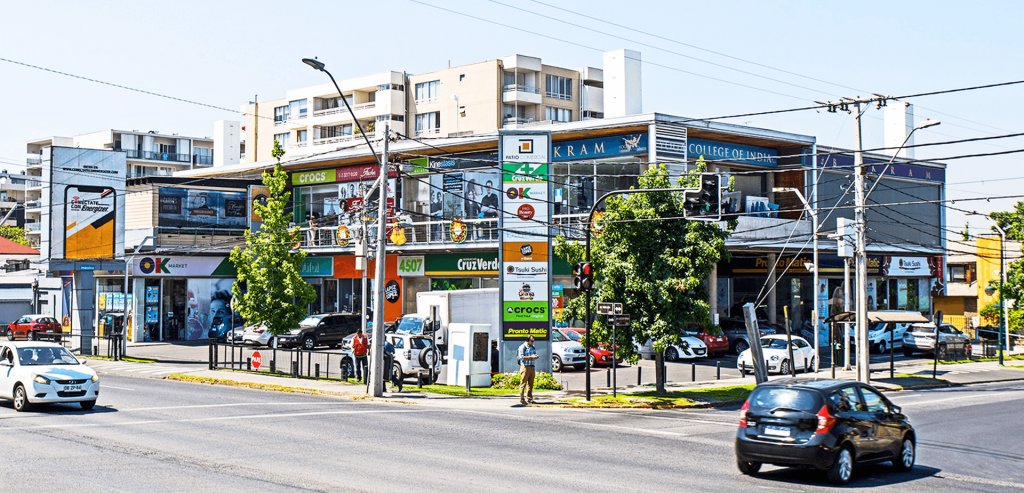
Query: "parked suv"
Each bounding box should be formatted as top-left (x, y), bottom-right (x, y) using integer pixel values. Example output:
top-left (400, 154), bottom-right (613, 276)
top-left (720, 317), bottom-right (775, 354)
top-left (902, 323), bottom-right (970, 358)
top-left (274, 313), bottom-right (362, 350)
top-left (6, 315), bottom-right (62, 341)
top-left (735, 379), bottom-right (916, 485)
top-left (867, 322), bottom-right (908, 354)
top-left (388, 333), bottom-right (441, 383)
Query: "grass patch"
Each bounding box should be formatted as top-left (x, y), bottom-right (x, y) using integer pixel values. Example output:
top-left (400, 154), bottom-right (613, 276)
top-left (167, 374), bottom-right (325, 395)
top-left (83, 355), bottom-right (157, 364)
top-left (414, 384), bottom-right (557, 397)
top-left (562, 384), bottom-right (754, 408)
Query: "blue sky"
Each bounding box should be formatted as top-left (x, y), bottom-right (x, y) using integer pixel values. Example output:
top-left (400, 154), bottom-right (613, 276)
top-left (1, 0), bottom-right (1021, 240)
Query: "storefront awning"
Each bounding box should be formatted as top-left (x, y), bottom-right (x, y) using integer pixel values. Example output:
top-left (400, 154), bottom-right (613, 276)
top-left (825, 311), bottom-right (929, 324)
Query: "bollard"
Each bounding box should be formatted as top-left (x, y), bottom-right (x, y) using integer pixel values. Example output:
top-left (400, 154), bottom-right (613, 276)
top-left (418, 372), bottom-right (424, 389)
top-left (315, 363), bottom-right (320, 380)
top-left (466, 374), bottom-right (471, 397)
top-left (270, 360), bottom-right (276, 373)
top-left (691, 363), bottom-right (696, 382)
top-left (637, 366), bottom-right (642, 386)
top-left (247, 357), bottom-right (251, 371)
top-left (606, 369), bottom-right (611, 388)
top-left (292, 360), bottom-right (298, 377)
top-left (716, 361), bottom-right (721, 380)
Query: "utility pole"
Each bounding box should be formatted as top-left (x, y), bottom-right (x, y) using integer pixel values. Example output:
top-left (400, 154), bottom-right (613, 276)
top-left (853, 101), bottom-right (870, 384)
top-left (368, 123), bottom-right (391, 396)
top-left (253, 95), bottom-right (258, 162)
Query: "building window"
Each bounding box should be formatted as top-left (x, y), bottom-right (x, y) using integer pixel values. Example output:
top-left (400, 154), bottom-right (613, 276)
top-left (193, 147), bottom-right (213, 165)
top-left (376, 114), bottom-right (405, 122)
top-left (415, 112), bottom-right (440, 135)
top-left (289, 99), bottom-right (307, 119)
top-left (950, 265), bottom-right (966, 283)
top-left (460, 74), bottom-right (466, 81)
top-left (274, 105), bottom-right (289, 122)
top-left (415, 81), bottom-right (440, 103)
top-left (319, 124), bottom-right (352, 139)
top-left (376, 83), bottom-right (404, 92)
top-left (274, 132), bottom-right (291, 148)
top-left (545, 107), bottom-right (572, 122)
top-left (297, 130), bottom-right (308, 143)
top-left (546, 75), bottom-right (573, 100)
top-left (582, 110), bottom-right (604, 119)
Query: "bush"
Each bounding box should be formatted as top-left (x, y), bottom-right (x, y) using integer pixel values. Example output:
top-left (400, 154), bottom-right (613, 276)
top-left (491, 371), bottom-right (561, 390)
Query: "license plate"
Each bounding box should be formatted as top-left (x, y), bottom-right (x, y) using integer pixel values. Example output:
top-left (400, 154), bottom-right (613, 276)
top-left (63, 385), bottom-right (82, 392)
top-left (764, 425), bottom-right (791, 437)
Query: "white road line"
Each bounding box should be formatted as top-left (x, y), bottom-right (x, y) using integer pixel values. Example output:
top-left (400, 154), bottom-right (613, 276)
top-left (119, 402), bottom-right (342, 412)
top-left (936, 472), bottom-right (1024, 490)
top-left (102, 386), bottom-right (135, 391)
top-left (447, 408), bottom-right (694, 438)
top-left (0, 409), bottom-right (426, 431)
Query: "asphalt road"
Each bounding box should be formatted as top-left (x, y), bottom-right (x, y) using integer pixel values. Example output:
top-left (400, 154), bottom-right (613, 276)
top-left (1, 375), bottom-right (1022, 492)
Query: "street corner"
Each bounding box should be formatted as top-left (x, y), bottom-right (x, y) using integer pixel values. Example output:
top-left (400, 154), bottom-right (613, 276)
top-left (873, 375), bottom-right (955, 392)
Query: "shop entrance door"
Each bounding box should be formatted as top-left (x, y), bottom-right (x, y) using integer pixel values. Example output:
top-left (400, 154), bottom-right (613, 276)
top-left (162, 279), bottom-right (187, 341)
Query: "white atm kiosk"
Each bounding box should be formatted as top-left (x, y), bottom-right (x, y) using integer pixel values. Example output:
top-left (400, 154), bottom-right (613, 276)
top-left (446, 323), bottom-right (493, 387)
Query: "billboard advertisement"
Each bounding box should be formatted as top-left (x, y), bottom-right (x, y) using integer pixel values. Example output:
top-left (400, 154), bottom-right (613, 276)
top-left (46, 147), bottom-right (126, 260)
top-left (158, 188), bottom-right (247, 229)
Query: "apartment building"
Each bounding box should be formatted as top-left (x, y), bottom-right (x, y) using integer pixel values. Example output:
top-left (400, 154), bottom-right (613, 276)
top-left (0, 170), bottom-right (28, 227)
top-left (23, 128), bottom-right (222, 247)
top-left (240, 50), bottom-right (633, 163)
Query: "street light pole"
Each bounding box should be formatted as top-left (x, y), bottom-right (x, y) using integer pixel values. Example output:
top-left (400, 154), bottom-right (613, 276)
top-left (303, 57), bottom-right (390, 397)
top-left (993, 224), bottom-right (1007, 366)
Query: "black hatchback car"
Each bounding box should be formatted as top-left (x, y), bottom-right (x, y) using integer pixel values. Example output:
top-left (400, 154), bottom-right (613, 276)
top-left (735, 379), bottom-right (915, 484)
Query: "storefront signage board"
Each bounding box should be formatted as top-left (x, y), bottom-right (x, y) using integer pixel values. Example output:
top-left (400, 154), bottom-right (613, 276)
top-left (687, 138), bottom-right (778, 167)
top-left (551, 133), bottom-right (648, 162)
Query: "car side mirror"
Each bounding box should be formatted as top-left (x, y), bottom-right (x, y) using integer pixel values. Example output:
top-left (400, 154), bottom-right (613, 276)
top-left (891, 405), bottom-right (902, 415)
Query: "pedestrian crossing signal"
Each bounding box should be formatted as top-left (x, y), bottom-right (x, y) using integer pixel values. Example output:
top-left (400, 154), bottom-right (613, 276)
top-left (683, 173), bottom-right (722, 221)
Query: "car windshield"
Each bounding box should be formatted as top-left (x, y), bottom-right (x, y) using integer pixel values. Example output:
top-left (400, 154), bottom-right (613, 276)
top-left (299, 316), bottom-right (323, 327)
top-left (565, 330), bottom-right (582, 342)
top-left (749, 387), bottom-right (821, 412)
top-left (870, 323), bottom-right (888, 332)
top-left (410, 337), bottom-right (433, 349)
top-left (17, 346), bottom-right (80, 366)
top-left (552, 330), bottom-right (569, 342)
top-left (397, 318), bottom-right (425, 334)
top-left (760, 338), bottom-right (789, 350)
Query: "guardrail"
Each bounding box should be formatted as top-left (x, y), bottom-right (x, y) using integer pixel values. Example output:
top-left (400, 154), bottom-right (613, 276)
top-left (297, 217), bottom-right (501, 249)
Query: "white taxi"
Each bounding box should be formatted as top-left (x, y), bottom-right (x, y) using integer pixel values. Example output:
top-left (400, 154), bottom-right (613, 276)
top-left (0, 342), bottom-right (100, 411)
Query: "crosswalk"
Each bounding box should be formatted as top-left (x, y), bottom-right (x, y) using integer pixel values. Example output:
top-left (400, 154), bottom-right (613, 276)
top-left (83, 359), bottom-right (206, 378)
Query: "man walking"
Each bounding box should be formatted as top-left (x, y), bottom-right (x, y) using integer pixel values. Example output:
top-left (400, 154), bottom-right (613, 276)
top-left (517, 335), bottom-right (539, 405)
top-left (353, 329), bottom-right (368, 383)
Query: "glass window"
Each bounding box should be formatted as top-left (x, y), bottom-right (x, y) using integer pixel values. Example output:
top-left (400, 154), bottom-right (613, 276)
top-left (841, 387), bottom-right (865, 411)
top-left (749, 387), bottom-right (820, 412)
top-left (289, 99), bottom-right (307, 118)
top-left (274, 132), bottom-right (291, 148)
top-left (297, 130), bottom-right (308, 143)
top-left (545, 107), bottom-right (572, 122)
top-left (415, 81), bottom-right (440, 102)
top-left (411, 338), bottom-right (433, 349)
top-left (415, 112), bottom-right (440, 135)
top-left (552, 330), bottom-right (569, 342)
top-left (274, 105), bottom-right (289, 122)
top-left (392, 337), bottom-right (405, 349)
top-left (860, 387), bottom-right (889, 413)
top-left (545, 75), bottom-right (573, 100)
top-left (761, 338), bottom-right (788, 350)
top-left (396, 317), bottom-right (425, 334)
top-left (17, 346), bottom-right (79, 365)
top-left (950, 266), bottom-right (966, 282)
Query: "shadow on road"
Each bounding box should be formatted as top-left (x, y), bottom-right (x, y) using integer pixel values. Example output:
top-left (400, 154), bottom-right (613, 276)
top-left (0, 401), bottom-right (118, 415)
top-left (751, 463), bottom-right (940, 488)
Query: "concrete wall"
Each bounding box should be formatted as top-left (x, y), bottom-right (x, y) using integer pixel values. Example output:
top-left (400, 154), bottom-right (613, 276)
top-left (603, 49), bottom-right (642, 118)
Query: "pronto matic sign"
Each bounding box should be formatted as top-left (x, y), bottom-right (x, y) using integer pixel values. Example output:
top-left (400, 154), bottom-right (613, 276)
top-left (503, 301), bottom-right (548, 322)
top-left (502, 322), bottom-right (550, 340)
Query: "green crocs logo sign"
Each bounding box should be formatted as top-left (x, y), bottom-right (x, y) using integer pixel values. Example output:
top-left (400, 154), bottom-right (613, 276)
top-left (503, 302), bottom-right (548, 322)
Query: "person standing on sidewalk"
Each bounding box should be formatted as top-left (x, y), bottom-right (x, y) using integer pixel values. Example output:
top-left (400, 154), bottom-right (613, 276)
top-left (352, 329), bottom-right (369, 383)
top-left (517, 335), bottom-right (539, 404)
top-left (380, 337), bottom-right (402, 393)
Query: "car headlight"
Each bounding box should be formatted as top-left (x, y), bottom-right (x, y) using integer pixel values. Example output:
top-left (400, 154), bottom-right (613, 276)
top-left (91, 374), bottom-right (99, 383)
top-left (770, 355), bottom-right (779, 361)
top-left (34, 375), bottom-right (50, 385)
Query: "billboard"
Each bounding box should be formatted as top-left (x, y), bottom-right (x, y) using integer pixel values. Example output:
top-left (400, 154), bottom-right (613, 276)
top-left (158, 188), bottom-right (247, 229)
top-left (46, 147), bottom-right (126, 260)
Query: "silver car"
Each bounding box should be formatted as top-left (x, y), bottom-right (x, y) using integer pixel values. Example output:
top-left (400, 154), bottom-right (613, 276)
top-left (902, 323), bottom-right (970, 358)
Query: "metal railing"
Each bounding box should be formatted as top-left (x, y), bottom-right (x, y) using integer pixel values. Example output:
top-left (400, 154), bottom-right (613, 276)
top-left (25, 200), bottom-right (41, 209)
top-left (26, 156), bottom-right (42, 166)
top-left (353, 102), bottom-right (376, 111)
top-left (126, 150), bottom-right (192, 163)
top-left (503, 84), bottom-right (540, 94)
top-left (313, 134), bottom-right (358, 146)
top-left (415, 128), bottom-right (441, 136)
top-left (25, 222), bottom-right (41, 232)
top-left (211, 340), bottom-right (357, 381)
top-left (502, 117), bottom-right (535, 125)
top-left (545, 91), bottom-right (572, 101)
top-left (193, 154), bottom-right (214, 166)
top-left (27, 180), bottom-right (42, 188)
top-left (297, 217), bottom-right (501, 249)
top-left (154, 226), bottom-right (246, 250)
top-left (313, 107), bottom-right (346, 117)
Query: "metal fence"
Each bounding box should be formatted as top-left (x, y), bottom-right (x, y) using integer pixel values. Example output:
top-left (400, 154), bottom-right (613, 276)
top-left (61, 334), bottom-right (126, 360)
top-left (210, 341), bottom-right (356, 381)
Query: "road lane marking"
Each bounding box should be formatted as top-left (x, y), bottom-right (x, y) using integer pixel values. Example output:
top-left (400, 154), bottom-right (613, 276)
top-left (445, 408), bottom-right (694, 437)
top-left (102, 386), bottom-right (135, 391)
top-left (936, 472), bottom-right (1024, 489)
top-left (0, 409), bottom-right (426, 431)
top-left (119, 402), bottom-right (344, 412)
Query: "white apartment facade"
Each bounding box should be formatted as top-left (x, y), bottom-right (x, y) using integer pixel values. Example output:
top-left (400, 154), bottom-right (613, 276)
top-left (240, 50), bottom-right (637, 163)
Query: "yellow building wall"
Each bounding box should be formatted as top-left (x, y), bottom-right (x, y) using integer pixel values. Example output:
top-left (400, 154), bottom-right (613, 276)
top-left (976, 237), bottom-right (1004, 323)
top-left (933, 296), bottom-right (965, 317)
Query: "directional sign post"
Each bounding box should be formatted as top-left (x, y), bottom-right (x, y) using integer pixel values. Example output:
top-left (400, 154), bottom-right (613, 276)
top-left (252, 350), bottom-right (263, 371)
top-left (596, 302), bottom-right (614, 315)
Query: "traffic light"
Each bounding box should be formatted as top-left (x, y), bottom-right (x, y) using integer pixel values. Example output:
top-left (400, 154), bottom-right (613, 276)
top-left (682, 173), bottom-right (722, 221)
top-left (572, 262), bottom-right (594, 291)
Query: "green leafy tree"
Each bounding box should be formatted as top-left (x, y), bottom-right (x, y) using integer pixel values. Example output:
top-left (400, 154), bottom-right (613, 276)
top-left (230, 140), bottom-right (316, 335)
top-left (0, 225), bottom-right (30, 247)
top-left (982, 204), bottom-right (1024, 332)
top-left (554, 162), bottom-right (731, 392)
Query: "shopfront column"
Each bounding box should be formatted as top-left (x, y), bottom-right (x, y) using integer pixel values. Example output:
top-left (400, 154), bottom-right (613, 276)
top-left (709, 264), bottom-right (718, 323)
top-left (767, 253), bottom-right (777, 325)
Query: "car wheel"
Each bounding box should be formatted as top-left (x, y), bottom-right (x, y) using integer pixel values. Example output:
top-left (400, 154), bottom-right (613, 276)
top-left (878, 340), bottom-right (888, 354)
top-left (13, 384), bottom-right (30, 412)
top-left (827, 446), bottom-right (854, 485)
top-left (28, 331), bottom-right (36, 341)
top-left (938, 343), bottom-right (948, 360)
top-left (808, 357), bottom-right (817, 373)
top-left (902, 346), bottom-right (913, 357)
top-left (737, 459), bottom-right (761, 475)
top-left (6, 329), bottom-right (13, 341)
top-left (80, 400), bottom-right (96, 411)
top-left (302, 335), bottom-right (316, 350)
top-left (392, 362), bottom-right (403, 381)
top-left (340, 359), bottom-right (352, 379)
top-left (734, 339), bottom-right (750, 355)
top-left (589, 354), bottom-right (597, 368)
top-left (893, 437), bottom-right (915, 471)
top-left (666, 347), bottom-right (679, 362)
top-left (779, 359), bottom-right (791, 375)
top-left (552, 355), bottom-right (563, 372)
top-left (54, 335), bottom-right (62, 343)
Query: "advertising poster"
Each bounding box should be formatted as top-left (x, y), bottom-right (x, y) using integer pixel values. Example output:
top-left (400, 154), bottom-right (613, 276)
top-left (816, 278), bottom-right (829, 346)
top-left (918, 279), bottom-right (931, 312)
top-left (249, 185), bottom-right (270, 230)
top-left (866, 281), bottom-right (877, 311)
top-left (145, 306), bottom-right (159, 324)
top-left (46, 147), bottom-right (126, 260)
top-left (146, 286), bottom-right (160, 304)
top-left (185, 278), bottom-right (235, 340)
top-left (158, 188), bottom-right (247, 229)
top-left (61, 278), bottom-right (72, 331)
top-left (897, 279), bottom-right (908, 309)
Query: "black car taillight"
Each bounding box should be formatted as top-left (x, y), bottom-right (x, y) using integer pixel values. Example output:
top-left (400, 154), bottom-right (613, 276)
top-left (739, 399), bottom-right (750, 428)
top-left (816, 405), bottom-right (836, 434)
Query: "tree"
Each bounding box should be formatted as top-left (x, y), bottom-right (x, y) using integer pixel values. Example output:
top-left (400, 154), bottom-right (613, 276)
top-left (0, 225), bottom-right (30, 247)
top-left (983, 204), bottom-right (1024, 333)
top-left (554, 162), bottom-right (731, 392)
top-left (229, 140), bottom-right (316, 336)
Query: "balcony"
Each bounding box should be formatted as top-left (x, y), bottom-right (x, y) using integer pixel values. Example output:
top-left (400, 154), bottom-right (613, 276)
top-left (26, 155), bottom-right (42, 167)
top-left (27, 180), bottom-right (42, 189)
top-left (297, 217), bottom-right (501, 250)
top-left (502, 117), bottom-right (535, 127)
top-left (293, 141), bottom-right (309, 148)
top-left (193, 154), bottom-right (214, 166)
top-left (25, 200), bottom-right (41, 210)
top-left (314, 107), bottom-right (346, 118)
top-left (502, 84), bottom-right (542, 105)
top-left (415, 128), bottom-right (441, 137)
top-left (126, 150), bottom-right (192, 164)
top-left (313, 134), bottom-right (357, 146)
top-left (25, 222), bottom-right (41, 233)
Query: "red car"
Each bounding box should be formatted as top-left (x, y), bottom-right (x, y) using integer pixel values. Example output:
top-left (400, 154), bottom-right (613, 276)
top-left (686, 324), bottom-right (729, 356)
top-left (565, 328), bottom-right (623, 367)
top-left (7, 315), bottom-right (62, 341)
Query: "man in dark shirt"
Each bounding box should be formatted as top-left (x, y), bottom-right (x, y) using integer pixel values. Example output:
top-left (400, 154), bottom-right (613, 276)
top-left (480, 180), bottom-right (499, 240)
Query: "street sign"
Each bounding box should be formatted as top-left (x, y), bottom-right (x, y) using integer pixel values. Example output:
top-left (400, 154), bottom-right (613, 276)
top-left (613, 303), bottom-right (623, 314)
top-left (596, 302), bottom-right (614, 315)
top-left (252, 351), bottom-right (262, 370)
top-left (613, 314), bottom-right (631, 326)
